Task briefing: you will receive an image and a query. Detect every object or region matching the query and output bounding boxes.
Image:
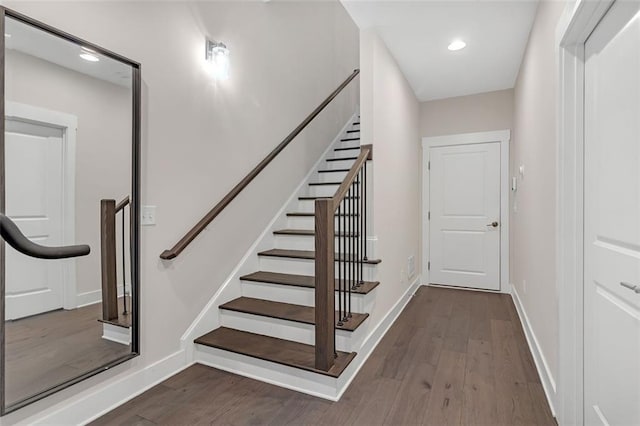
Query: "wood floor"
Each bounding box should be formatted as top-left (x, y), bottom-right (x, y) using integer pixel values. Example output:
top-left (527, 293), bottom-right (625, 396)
top-left (92, 286), bottom-right (555, 425)
top-left (5, 298), bottom-right (131, 406)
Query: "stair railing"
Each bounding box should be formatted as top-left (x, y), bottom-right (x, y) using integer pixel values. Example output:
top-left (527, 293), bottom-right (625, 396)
top-left (100, 196), bottom-right (130, 321)
top-left (314, 144), bottom-right (372, 371)
top-left (160, 69), bottom-right (360, 260)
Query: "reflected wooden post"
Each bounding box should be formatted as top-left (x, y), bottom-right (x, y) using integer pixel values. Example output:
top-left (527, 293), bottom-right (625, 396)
top-left (100, 200), bottom-right (118, 321)
top-left (314, 198), bottom-right (335, 371)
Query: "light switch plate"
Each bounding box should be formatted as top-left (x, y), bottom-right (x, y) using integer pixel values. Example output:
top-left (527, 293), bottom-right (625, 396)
top-left (141, 205), bottom-right (156, 226)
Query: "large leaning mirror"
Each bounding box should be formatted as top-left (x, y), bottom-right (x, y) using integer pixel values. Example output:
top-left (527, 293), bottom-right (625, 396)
top-left (0, 8), bottom-right (140, 413)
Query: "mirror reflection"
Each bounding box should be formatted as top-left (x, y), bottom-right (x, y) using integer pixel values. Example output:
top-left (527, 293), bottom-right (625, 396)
top-left (3, 14), bottom-right (137, 408)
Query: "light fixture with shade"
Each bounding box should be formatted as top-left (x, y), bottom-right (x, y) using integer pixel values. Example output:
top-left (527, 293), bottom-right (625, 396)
top-left (447, 40), bottom-right (466, 51)
top-left (206, 39), bottom-right (230, 80)
top-left (79, 47), bottom-right (99, 62)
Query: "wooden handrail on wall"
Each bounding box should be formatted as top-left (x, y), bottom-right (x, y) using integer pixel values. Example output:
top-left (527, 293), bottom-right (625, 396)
top-left (159, 69), bottom-right (360, 260)
top-left (314, 144), bottom-right (372, 371)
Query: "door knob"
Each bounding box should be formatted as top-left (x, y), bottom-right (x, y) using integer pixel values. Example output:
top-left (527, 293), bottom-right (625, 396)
top-left (487, 221), bottom-right (499, 228)
top-left (620, 282), bottom-right (640, 294)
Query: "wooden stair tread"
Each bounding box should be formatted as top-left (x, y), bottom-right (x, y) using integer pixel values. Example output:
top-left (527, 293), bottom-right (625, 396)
top-left (327, 157), bottom-right (357, 162)
top-left (274, 229), bottom-right (358, 237)
top-left (340, 138), bottom-right (360, 142)
top-left (346, 130), bottom-right (360, 133)
top-left (298, 196), bottom-right (359, 201)
top-left (219, 297), bottom-right (369, 331)
top-left (318, 169), bottom-right (350, 173)
top-left (309, 181), bottom-right (341, 186)
top-left (352, 122), bottom-right (360, 125)
top-left (195, 327), bottom-right (356, 378)
top-left (258, 249), bottom-right (381, 264)
top-left (240, 271), bottom-right (380, 294)
top-left (309, 181), bottom-right (358, 186)
top-left (334, 146), bottom-right (360, 151)
top-left (286, 212), bottom-right (358, 217)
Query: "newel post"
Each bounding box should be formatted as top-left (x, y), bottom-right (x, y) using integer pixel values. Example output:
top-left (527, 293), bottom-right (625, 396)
top-left (314, 198), bottom-right (335, 371)
top-left (100, 199), bottom-right (118, 321)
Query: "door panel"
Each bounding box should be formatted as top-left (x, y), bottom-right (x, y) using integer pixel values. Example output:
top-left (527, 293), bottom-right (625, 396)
top-left (5, 121), bottom-right (65, 320)
top-left (429, 142), bottom-right (500, 290)
top-left (585, 1), bottom-right (640, 424)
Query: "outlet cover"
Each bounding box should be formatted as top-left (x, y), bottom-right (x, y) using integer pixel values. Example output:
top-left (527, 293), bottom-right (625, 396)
top-left (407, 255), bottom-right (416, 278)
top-left (141, 205), bottom-right (156, 226)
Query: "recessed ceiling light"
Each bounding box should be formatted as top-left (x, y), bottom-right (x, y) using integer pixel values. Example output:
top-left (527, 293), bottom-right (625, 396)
top-left (79, 48), bottom-right (99, 62)
top-left (448, 40), bottom-right (466, 51)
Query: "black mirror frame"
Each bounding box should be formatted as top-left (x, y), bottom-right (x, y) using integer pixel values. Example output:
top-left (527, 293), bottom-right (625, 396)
top-left (0, 6), bottom-right (141, 415)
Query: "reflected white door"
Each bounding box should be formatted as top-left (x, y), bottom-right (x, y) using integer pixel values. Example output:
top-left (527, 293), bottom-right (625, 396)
top-left (584, 2), bottom-right (640, 425)
top-left (429, 142), bottom-right (500, 291)
top-left (5, 119), bottom-right (65, 320)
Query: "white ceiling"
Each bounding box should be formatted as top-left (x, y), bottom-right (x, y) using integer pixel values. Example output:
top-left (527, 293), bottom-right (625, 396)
top-left (341, 0), bottom-right (539, 101)
top-left (5, 16), bottom-right (133, 88)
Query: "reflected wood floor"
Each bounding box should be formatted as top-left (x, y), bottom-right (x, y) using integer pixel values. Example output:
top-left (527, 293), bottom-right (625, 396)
top-left (5, 298), bottom-right (130, 405)
top-left (93, 287), bottom-right (555, 425)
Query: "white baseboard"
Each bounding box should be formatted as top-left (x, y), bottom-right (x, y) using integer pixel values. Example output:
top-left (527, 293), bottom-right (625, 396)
top-left (195, 276), bottom-right (421, 401)
top-left (510, 284), bottom-right (557, 417)
top-left (19, 350), bottom-right (190, 425)
top-left (76, 287), bottom-right (128, 308)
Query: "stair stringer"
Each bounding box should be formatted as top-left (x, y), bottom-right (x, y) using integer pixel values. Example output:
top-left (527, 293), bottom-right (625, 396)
top-left (180, 112), bottom-right (358, 361)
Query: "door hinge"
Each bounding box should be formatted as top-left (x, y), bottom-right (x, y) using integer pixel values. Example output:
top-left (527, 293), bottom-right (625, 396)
top-left (428, 161), bottom-right (430, 170)
top-left (428, 211), bottom-right (430, 220)
top-left (428, 261), bottom-right (431, 271)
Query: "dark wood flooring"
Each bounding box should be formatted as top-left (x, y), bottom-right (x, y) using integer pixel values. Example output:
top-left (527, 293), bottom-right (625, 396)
top-left (5, 298), bottom-right (131, 406)
top-left (92, 287), bottom-right (555, 425)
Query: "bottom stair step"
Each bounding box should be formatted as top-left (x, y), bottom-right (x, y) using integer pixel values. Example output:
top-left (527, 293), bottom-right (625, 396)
top-left (195, 327), bottom-right (356, 378)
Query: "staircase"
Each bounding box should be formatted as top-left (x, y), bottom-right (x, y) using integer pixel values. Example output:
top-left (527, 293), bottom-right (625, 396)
top-left (191, 117), bottom-right (383, 391)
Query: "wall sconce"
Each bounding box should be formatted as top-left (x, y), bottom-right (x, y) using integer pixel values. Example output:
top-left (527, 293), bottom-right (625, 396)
top-left (206, 39), bottom-right (230, 80)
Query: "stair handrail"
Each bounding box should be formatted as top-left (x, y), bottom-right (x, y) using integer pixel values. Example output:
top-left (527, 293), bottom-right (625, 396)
top-left (314, 144), bottom-right (371, 371)
top-left (0, 213), bottom-right (90, 259)
top-left (160, 69), bottom-right (360, 260)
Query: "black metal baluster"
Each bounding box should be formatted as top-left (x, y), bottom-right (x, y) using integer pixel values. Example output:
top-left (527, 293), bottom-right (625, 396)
top-left (344, 187), bottom-right (350, 322)
top-left (122, 208), bottom-right (128, 315)
top-left (337, 202), bottom-right (343, 327)
top-left (359, 168), bottom-right (364, 286)
top-left (363, 163), bottom-right (368, 261)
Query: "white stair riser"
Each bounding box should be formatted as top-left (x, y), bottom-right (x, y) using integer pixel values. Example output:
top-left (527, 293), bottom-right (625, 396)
top-left (331, 149), bottom-right (360, 159)
top-left (287, 216), bottom-right (315, 228)
top-left (323, 158), bottom-right (355, 170)
top-left (306, 184), bottom-right (339, 197)
top-left (240, 280), bottom-right (369, 312)
top-left (274, 234), bottom-right (361, 252)
top-left (258, 256), bottom-right (378, 279)
top-left (315, 170), bottom-right (348, 183)
top-left (287, 216), bottom-right (363, 229)
top-left (194, 345), bottom-right (348, 401)
top-left (219, 310), bottom-right (363, 352)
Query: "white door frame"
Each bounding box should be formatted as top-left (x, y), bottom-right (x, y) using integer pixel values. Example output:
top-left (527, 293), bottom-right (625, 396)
top-left (556, 1), bottom-right (617, 425)
top-left (421, 130), bottom-right (510, 293)
top-left (5, 101), bottom-right (78, 310)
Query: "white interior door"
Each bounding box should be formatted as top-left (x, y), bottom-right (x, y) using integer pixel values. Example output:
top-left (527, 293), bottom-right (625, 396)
top-left (5, 118), bottom-right (65, 320)
top-left (584, 2), bottom-right (640, 425)
top-left (429, 142), bottom-right (501, 291)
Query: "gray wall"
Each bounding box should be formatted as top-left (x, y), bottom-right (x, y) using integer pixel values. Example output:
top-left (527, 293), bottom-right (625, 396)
top-left (360, 29), bottom-right (422, 326)
top-left (511, 0), bottom-right (566, 402)
top-left (419, 89), bottom-right (514, 137)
